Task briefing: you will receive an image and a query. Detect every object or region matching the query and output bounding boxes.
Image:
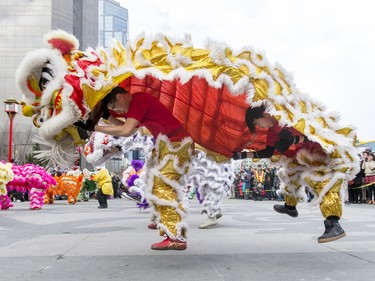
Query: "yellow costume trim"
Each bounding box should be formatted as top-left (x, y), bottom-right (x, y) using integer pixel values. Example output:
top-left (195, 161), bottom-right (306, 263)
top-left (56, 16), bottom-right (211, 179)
top-left (54, 125), bottom-right (87, 146)
top-left (195, 144), bottom-right (229, 163)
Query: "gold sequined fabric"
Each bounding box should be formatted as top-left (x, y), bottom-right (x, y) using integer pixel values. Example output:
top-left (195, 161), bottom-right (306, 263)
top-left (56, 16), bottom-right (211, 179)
top-left (149, 136), bottom-right (193, 239)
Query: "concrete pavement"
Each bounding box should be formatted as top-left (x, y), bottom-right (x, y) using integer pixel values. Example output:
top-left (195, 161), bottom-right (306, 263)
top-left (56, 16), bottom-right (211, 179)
top-left (1, 198), bottom-right (374, 281)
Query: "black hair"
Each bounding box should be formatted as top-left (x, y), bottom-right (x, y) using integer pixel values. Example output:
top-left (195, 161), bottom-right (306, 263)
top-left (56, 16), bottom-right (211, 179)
top-left (101, 86), bottom-right (128, 108)
top-left (245, 104), bottom-right (267, 133)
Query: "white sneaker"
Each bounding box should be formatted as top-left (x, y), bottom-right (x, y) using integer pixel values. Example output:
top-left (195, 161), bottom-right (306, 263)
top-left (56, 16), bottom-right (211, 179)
top-left (199, 217), bottom-right (218, 229)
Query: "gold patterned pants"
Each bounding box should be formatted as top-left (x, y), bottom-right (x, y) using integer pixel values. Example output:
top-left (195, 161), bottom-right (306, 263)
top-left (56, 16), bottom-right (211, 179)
top-left (146, 135), bottom-right (193, 240)
top-left (277, 149), bottom-right (346, 219)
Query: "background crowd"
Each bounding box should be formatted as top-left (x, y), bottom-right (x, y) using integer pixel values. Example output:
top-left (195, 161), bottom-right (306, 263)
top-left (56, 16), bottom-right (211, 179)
top-left (7, 148), bottom-right (375, 208)
top-left (347, 149), bottom-right (375, 205)
top-left (230, 164), bottom-right (284, 201)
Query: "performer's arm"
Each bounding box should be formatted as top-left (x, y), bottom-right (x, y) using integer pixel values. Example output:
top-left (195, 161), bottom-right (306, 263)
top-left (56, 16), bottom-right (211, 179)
top-left (274, 130), bottom-right (309, 152)
top-left (233, 146), bottom-right (275, 160)
top-left (95, 118), bottom-right (139, 137)
top-left (107, 115), bottom-right (125, 126)
top-left (293, 135), bottom-right (309, 144)
top-left (74, 119), bottom-right (96, 131)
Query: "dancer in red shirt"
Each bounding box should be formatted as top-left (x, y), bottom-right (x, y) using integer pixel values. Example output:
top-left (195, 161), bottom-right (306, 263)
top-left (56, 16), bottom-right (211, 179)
top-left (95, 86), bottom-right (193, 250)
top-left (234, 104), bottom-right (347, 243)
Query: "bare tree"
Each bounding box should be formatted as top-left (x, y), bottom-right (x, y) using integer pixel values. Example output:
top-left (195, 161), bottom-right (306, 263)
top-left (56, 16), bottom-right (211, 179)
top-left (0, 120), bottom-right (10, 161)
top-left (13, 126), bottom-right (36, 164)
top-left (0, 120), bottom-right (38, 164)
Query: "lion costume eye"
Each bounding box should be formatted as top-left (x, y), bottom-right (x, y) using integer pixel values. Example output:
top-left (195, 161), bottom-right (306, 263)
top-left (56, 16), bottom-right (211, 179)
top-left (38, 61), bottom-right (54, 91)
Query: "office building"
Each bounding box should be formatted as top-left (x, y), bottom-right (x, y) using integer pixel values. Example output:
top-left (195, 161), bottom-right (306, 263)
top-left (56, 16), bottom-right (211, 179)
top-left (0, 0), bottom-right (99, 162)
top-left (99, 0), bottom-right (128, 48)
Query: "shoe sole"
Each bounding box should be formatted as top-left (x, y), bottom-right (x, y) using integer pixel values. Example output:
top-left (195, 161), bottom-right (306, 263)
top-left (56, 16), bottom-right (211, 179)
top-left (151, 246), bottom-right (187, 250)
top-left (273, 206), bottom-right (298, 218)
top-left (151, 244), bottom-right (187, 250)
top-left (123, 194), bottom-right (141, 203)
top-left (199, 222), bottom-right (218, 229)
top-left (318, 233), bottom-right (346, 243)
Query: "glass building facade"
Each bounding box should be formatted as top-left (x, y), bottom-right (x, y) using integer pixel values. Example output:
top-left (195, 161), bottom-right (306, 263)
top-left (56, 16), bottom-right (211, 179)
top-left (0, 0), bottom-right (99, 162)
top-left (99, 0), bottom-right (128, 48)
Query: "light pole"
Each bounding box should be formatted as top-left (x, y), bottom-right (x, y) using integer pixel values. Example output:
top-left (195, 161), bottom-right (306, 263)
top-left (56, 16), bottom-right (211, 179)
top-left (4, 99), bottom-right (19, 162)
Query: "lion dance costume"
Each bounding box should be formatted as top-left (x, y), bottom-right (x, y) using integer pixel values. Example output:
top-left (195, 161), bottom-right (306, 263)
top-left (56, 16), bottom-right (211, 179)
top-left (83, 127), bottom-right (154, 209)
top-left (123, 159), bottom-right (150, 209)
top-left (44, 168), bottom-right (84, 205)
top-left (2, 163), bottom-right (56, 210)
top-left (187, 147), bottom-right (235, 229)
top-left (0, 162), bottom-right (14, 210)
top-left (83, 125), bottom-right (154, 168)
top-left (16, 30), bottom-right (359, 247)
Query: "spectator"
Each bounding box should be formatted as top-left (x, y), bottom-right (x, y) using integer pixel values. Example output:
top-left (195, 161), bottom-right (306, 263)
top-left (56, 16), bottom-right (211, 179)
top-left (348, 154), bottom-right (365, 204)
top-left (362, 152), bottom-right (375, 204)
top-left (242, 172), bottom-right (253, 200)
top-left (253, 183), bottom-right (265, 201)
top-left (111, 172), bottom-right (122, 199)
top-left (273, 172), bottom-right (283, 201)
top-left (264, 168), bottom-right (274, 200)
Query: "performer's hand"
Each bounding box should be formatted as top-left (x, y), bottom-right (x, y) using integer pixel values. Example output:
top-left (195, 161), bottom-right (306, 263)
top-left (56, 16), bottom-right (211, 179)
top-left (232, 151), bottom-right (248, 160)
top-left (232, 152), bottom-right (241, 160)
top-left (274, 130), bottom-right (309, 152)
top-left (74, 119), bottom-right (96, 131)
top-left (274, 130), bottom-right (294, 152)
top-left (76, 127), bottom-right (90, 140)
top-left (102, 107), bottom-right (110, 119)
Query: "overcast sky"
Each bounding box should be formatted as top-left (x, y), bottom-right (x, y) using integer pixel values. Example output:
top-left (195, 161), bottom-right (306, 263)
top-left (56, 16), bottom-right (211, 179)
top-left (119, 0), bottom-right (375, 141)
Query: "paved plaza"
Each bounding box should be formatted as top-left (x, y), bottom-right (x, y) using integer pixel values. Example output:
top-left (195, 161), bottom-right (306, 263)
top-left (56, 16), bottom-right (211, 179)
top-left (1, 198), bottom-right (374, 281)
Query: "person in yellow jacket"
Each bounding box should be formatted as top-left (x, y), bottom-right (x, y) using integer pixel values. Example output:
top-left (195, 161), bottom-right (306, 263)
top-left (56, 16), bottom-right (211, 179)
top-left (91, 166), bottom-right (113, 209)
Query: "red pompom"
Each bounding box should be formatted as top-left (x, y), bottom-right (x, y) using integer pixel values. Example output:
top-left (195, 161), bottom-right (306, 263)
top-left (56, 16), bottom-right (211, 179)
top-left (47, 38), bottom-right (75, 54)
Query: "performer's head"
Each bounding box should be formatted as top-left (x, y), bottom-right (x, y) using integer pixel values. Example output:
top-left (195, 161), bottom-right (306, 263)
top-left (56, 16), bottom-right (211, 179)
top-left (102, 86), bottom-right (132, 114)
top-left (363, 151), bottom-right (369, 161)
top-left (245, 103), bottom-right (276, 133)
top-left (368, 152), bottom-right (374, 161)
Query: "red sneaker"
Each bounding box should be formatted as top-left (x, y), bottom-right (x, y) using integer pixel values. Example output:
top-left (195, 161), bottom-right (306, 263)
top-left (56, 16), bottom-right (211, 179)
top-left (151, 237), bottom-right (187, 250)
top-left (148, 223), bottom-right (157, 230)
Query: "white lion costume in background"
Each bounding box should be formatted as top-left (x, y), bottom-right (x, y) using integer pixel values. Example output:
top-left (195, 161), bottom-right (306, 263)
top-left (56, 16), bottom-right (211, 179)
top-left (83, 125), bottom-right (155, 209)
top-left (122, 160), bottom-right (149, 210)
top-left (0, 162), bottom-right (15, 210)
top-left (84, 126), bottom-right (155, 167)
top-left (187, 148), bottom-right (235, 228)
